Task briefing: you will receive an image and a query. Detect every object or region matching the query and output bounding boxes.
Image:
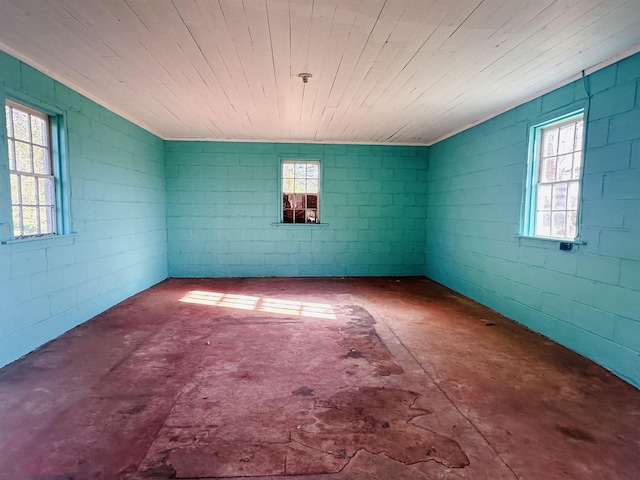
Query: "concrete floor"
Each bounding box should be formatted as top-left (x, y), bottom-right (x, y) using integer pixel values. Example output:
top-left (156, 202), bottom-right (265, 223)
top-left (0, 277), bottom-right (638, 480)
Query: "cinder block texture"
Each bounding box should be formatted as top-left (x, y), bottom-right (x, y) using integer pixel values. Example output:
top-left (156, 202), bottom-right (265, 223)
top-left (0, 52), bottom-right (168, 368)
top-left (426, 52), bottom-right (640, 388)
top-left (166, 142), bottom-right (428, 277)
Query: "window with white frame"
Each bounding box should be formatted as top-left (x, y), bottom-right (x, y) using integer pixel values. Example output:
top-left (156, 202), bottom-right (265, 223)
top-left (5, 100), bottom-right (57, 238)
top-left (525, 112), bottom-right (584, 240)
top-left (282, 161), bottom-right (319, 223)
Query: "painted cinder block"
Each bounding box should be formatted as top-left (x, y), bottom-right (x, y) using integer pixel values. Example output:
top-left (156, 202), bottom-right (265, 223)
top-left (587, 64), bottom-right (617, 94)
top-left (584, 118), bottom-right (609, 149)
top-left (592, 283), bottom-right (640, 320)
top-left (576, 253), bottom-right (621, 285)
top-left (602, 169), bottom-right (640, 200)
top-left (616, 53), bottom-right (640, 84)
top-left (569, 301), bottom-right (616, 338)
top-left (584, 142), bottom-right (631, 173)
top-left (614, 317), bottom-right (640, 351)
top-left (608, 108), bottom-right (640, 144)
top-left (0, 53), bottom-right (168, 369)
top-left (599, 229), bottom-right (640, 262)
top-left (541, 291), bottom-right (573, 321)
top-left (581, 199), bottom-right (625, 228)
top-left (589, 82), bottom-right (636, 120)
top-left (541, 83), bottom-right (576, 112)
top-left (426, 53), bottom-right (640, 387)
top-left (619, 260), bottom-right (640, 291)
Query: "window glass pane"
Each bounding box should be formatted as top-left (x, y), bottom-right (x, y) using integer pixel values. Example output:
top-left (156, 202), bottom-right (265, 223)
top-left (307, 194), bottom-right (318, 209)
top-left (567, 211), bottom-right (577, 239)
top-left (535, 212), bottom-right (551, 237)
top-left (572, 152), bottom-right (582, 179)
top-left (5, 106), bottom-right (13, 138)
top-left (283, 163), bottom-right (295, 178)
top-left (21, 175), bottom-right (37, 205)
top-left (295, 163), bottom-right (307, 178)
top-left (542, 128), bottom-right (558, 156)
top-left (283, 178), bottom-right (294, 193)
top-left (574, 121), bottom-right (584, 150)
top-left (8, 139), bottom-right (15, 170)
top-left (558, 124), bottom-right (575, 154)
top-left (39, 177), bottom-right (56, 205)
top-left (552, 184), bottom-right (567, 209)
top-left (556, 154), bottom-right (573, 181)
top-left (15, 141), bottom-right (32, 172)
top-left (290, 194), bottom-right (305, 209)
top-left (33, 146), bottom-right (50, 174)
top-left (540, 156), bottom-right (556, 182)
top-left (31, 116), bottom-right (46, 145)
top-left (39, 207), bottom-right (54, 234)
top-left (22, 207), bottom-right (38, 236)
top-left (568, 182), bottom-right (580, 210)
top-left (551, 212), bottom-right (566, 237)
top-left (10, 174), bottom-right (19, 204)
top-left (537, 184), bottom-right (552, 210)
top-left (307, 179), bottom-right (318, 193)
top-left (294, 210), bottom-right (306, 223)
top-left (283, 209), bottom-right (293, 223)
top-left (294, 178), bottom-right (306, 193)
top-left (12, 108), bottom-right (30, 141)
top-left (307, 163), bottom-right (319, 178)
top-left (12, 207), bottom-right (21, 237)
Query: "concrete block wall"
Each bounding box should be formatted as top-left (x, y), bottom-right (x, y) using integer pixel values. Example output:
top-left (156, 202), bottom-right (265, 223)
top-left (0, 52), bottom-right (168, 368)
top-left (165, 141), bottom-right (428, 277)
top-left (426, 52), bottom-right (640, 388)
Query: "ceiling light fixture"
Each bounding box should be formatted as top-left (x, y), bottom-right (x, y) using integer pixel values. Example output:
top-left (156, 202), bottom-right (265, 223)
top-left (298, 73), bottom-right (312, 84)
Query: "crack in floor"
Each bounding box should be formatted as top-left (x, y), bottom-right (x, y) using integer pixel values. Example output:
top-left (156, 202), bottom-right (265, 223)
top-left (133, 303), bottom-right (469, 479)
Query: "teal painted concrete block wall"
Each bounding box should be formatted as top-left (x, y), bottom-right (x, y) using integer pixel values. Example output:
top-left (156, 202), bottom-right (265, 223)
top-left (426, 53), bottom-right (640, 387)
top-left (166, 142), bottom-right (428, 277)
top-left (0, 52), bottom-right (168, 368)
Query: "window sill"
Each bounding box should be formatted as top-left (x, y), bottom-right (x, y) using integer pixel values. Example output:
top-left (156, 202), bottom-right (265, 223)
top-left (515, 234), bottom-right (587, 246)
top-left (1, 232), bottom-right (78, 246)
top-left (271, 222), bottom-right (329, 228)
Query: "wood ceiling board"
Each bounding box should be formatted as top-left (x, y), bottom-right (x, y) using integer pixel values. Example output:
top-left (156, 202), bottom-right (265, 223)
top-left (1, 0), bottom-right (639, 144)
top-left (213, 3), bottom-right (274, 137)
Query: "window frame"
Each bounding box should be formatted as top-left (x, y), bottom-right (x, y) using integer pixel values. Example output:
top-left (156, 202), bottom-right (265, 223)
top-left (522, 109), bottom-right (585, 241)
top-left (280, 159), bottom-right (321, 225)
top-left (4, 98), bottom-right (69, 240)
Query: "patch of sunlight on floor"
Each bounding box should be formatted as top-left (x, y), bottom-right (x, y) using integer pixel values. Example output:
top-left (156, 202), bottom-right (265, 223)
top-left (180, 290), bottom-right (337, 320)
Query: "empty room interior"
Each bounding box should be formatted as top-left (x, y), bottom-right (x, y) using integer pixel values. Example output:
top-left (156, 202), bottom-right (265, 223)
top-left (1, 1), bottom-right (640, 479)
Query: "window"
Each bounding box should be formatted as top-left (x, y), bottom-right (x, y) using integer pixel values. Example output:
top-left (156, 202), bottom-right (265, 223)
top-left (5, 100), bottom-right (57, 238)
top-left (282, 161), bottom-right (319, 223)
top-left (524, 112), bottom-right (584, 240)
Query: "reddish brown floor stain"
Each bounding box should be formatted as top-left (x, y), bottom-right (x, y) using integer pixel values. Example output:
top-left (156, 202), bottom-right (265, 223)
top-left (164, 387), bottom-right (468, 478)
top-left (133, 297), bottom-right (460, 478)
top-left (289, 387), bottom-right (469, 472)
top-left (332, 305), bottom-right (404, 376)
top-left (0, 277), bottom-right (639, 480)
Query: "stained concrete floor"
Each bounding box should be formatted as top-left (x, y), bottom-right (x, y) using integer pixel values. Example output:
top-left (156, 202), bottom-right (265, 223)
top-left (0, 277), bottom-right (639, 480)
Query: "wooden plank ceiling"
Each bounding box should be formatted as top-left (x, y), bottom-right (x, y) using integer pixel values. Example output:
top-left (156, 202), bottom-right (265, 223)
top-left (0, 0), bottom-right (639, 145)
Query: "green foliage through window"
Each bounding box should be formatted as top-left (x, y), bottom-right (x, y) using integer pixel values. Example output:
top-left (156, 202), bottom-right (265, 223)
top-left (524, 112), bottom-right (584, 240)
top-left (5, 100), bottom-right (56, 238)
